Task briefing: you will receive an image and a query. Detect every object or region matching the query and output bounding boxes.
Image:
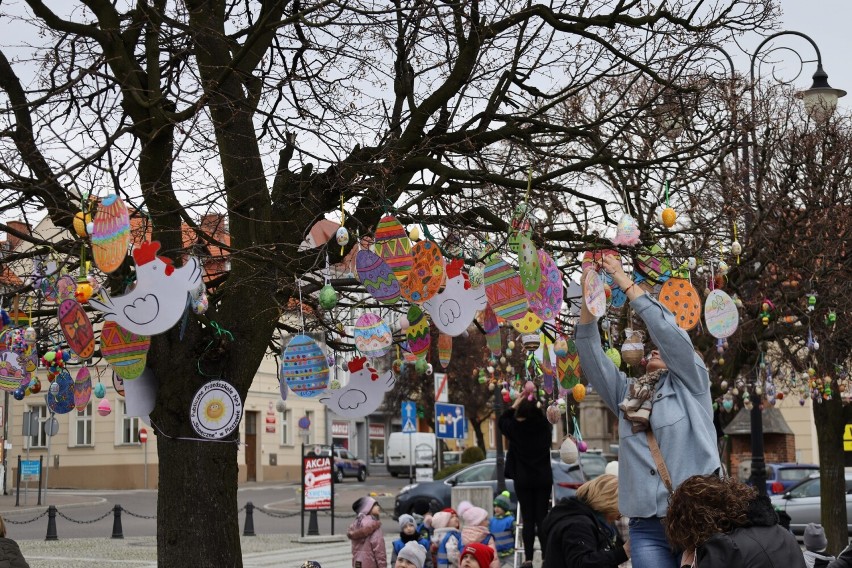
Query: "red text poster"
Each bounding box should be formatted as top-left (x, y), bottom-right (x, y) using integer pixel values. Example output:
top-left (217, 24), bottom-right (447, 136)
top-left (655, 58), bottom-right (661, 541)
top-left (303, 455), bottom-right (332, 510)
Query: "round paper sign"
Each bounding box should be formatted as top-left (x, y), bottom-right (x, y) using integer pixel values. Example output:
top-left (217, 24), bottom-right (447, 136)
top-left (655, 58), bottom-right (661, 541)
top-left (583, 271), bottom-right (606, 318)
top-left (704, 289), bottom-right (739, 338)
top-left (190, 380), bottom-right (243, 439)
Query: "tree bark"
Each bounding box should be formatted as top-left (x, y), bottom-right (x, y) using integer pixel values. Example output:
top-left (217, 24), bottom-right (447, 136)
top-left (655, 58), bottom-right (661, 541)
top-left (813, 393), bottom-right (852, 556)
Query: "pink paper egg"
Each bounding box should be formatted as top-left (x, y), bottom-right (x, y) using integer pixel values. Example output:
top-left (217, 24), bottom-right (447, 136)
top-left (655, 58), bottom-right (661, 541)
top-left (92, 194), bottom-right (130, 273)
top-left (527, 250), bottom-right (563, 321)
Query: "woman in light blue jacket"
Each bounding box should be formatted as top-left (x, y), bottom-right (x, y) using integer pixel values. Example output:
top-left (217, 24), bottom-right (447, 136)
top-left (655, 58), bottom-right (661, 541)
top-left (576, 254), bottom-right (720, 568)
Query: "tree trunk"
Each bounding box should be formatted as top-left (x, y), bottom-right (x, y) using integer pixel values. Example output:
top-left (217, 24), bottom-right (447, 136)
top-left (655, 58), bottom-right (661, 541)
top-left (813, 393), bottom-right (852, 555)
top-left (471, 419), bottom-right (486, 452)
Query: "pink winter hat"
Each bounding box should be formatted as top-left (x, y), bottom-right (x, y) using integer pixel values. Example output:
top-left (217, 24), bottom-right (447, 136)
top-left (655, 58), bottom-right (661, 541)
top-left (457, 500), bottom-right (473, 518)
top-left (431, 511), bottom-right (452, 530)
top-left (462, 506), bottom-right (488, 526)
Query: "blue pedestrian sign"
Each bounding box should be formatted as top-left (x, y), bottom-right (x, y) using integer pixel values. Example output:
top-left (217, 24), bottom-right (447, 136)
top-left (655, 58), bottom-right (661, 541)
top-left (435, 403), bottom-right (466, 439)
top-left (401, 401), bottom-right (417, 434)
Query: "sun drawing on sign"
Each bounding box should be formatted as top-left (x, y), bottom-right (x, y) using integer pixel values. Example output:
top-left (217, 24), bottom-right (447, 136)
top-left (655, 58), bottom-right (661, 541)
top-left (205, 398), bottom-right (226, 422)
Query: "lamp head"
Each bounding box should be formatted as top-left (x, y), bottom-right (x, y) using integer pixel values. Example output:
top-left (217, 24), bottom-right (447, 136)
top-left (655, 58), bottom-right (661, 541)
top-left (798, 64), bottom-right (846, 122)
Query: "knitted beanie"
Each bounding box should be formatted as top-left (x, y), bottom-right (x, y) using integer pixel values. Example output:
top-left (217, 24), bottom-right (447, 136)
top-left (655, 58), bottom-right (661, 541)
top-left (352, 496), bottom-right (377, 516)
top-left (461, 543), bottom-right (495, 568)
top-left (397, 541), bottom-right (427, 568)
top-left (431, 511), bottom-right (452, 530)
top-left (461, 506), bottom-right (488, 527)
top-left (493, 491), bottom-right (512, 512)
top-left (804, 523), bottom-right (828, 552)
top-left (398, 514), bottom-right (416, 530)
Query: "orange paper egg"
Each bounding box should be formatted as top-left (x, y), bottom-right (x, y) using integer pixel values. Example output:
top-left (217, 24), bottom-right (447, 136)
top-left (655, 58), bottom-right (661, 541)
top-left (659, 277), bottom-right (701, 330)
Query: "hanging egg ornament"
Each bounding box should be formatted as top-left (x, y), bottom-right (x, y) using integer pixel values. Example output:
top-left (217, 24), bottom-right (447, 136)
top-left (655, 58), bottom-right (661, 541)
top-left (97, 397), bottom-right (112, 416)
top-left (335, 226), bottom-right (349, 247)
top-left (572, 383), bottom-right (586, 402)
top-left (731, 240), bottom-right (742, 256)
top-left (577, 440), bottom-right (588, 453)
top-left (807, 293), bottom-right (817, 311)
top-left (605, 347), bottom-right (621, 368)
top-left (620, 330), bottom-right (644, 367)
top-left (408, 226), bottom-right (421, 241)
top-left (318, 284), bottom-right (338, 310)
top-left (468, 265), bottom-right (484, 288)
top-left (414, 357), bottom-right (428, 374)
top-left (192, 293), bottom-right (209, 315)
top-left (661, 207), bottom-right (677, 228)
top-left (24, 327), bottom-right (37, 343)
top-left (546, 404), bottom-right (561, 425)
top-left (687, 257), bottom-right (697, 270)
top-left (74, 281), bottom-right (93, 303)
top-left (94, 382), bottom-right (106, 398)
top-left (560, 437), bottom-right (579, 464)
top-left (522, 333), bottom-right (540, 352)
top-left (30, 379), bottom-right (42, 394)
top-left (13, 388), bottom-right (25, 401)
top-left (73, 211), bottom-right (92, 237)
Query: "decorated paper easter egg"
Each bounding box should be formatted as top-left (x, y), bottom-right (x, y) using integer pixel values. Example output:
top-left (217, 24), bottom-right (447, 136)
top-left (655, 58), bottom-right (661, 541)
top-left (517, 235), bottom-right (541, 293)
top-left (353, 313), bottom-right (393, 358)
top-left (335, 226), bottom-right (349, 246)
top-left (58, 299), bottom-right (95, 360)
top-left (553, 337), bottom-right (568, 357)
top-left (510, 311), bottom-right (544, 333)
top-left (705, 289), bottom-right (739, 338)
top-left (47, 368), bottom-right (75, 414)
top-left (356, 249), bottom-right (401, 305)
top-left (659, 278), bottom-right (701, 330)
top-left (541, 342), bottom-right (554, 394)
top-left (73, 366), bottom-right (93, 412)
top-left (56, 275), bottom-right (78, 302)
top-left (636, 244), bottom-right (672, 284)
top-left (112, 370), bottom-right (125, 397)
top-left (405, 305), bottom-right (431, 358)
top-left (582, 270), bottom-right (606, 318)
top-left (0, 349), bottom-right (28, 392)
top-left (484, 256), bottom-right (528, 321)
top-left (400, 241), bottom-right (444, 303)
top-left (374, 215), bottom-right (413, 280)
top-left (280, 335), bottom-right (329, 398)
top-left (100, 320), bottom-right (151, 380)
top-left (482, 305), bottom-right (502, 356)
top-left (527, 250), bottom-right (563, 320)
top-left (557, 339), bottom-right (582, 389)
top-left (92, 194), bottom-right (130, 273)
top-left (438, 333), bottom-right (453, 369)
top-left (581, 249), bottom-right (621, 273)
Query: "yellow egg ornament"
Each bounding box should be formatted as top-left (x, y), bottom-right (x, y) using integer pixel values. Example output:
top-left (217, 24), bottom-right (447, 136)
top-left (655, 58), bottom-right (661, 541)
top-left (408, 226), bottom-right (421, 241)
top-left (572, 383), bottom-right (586, 403)
top-left (73, 211), bottom-right (92, 237)
top-left (661, 207), bottom-right (677, 228)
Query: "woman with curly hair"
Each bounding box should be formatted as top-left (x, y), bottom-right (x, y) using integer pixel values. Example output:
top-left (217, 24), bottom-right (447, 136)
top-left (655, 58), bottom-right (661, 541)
top-left (663, 475), bottom-right (804, 568)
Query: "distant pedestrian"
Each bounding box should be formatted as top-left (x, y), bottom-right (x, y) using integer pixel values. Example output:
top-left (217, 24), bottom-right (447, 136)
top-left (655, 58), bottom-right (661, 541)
top-left (392, 514), bottom-right (432, 568)
top-left (348, 496), bottom-right (387, 568)
top-left (490, 491), bottom-right (516, 567)
top-left (460, 543), bottom-right (496, 568)
top-left (802, 523), bottom-right (835, 568)
top-left (498, 388), bottom-right (553, 568)
top-left (460, 506), bottom-right (499, 568)
top-left (431, 510), bottom-right (462, 568)
top-left (663, 475), bottom-right (804, 568)
top-left (0, 514), bottom-right (29, 568)
top-left (395, 540), bottom-right (428, 568)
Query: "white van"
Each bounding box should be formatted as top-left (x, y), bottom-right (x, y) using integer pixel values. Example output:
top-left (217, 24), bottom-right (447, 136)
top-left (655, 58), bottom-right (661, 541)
top-left (386, 432), bottom-right (436, 476)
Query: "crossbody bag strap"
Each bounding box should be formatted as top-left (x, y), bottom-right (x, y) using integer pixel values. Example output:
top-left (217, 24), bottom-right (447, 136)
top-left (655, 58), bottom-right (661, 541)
top-left (646, 429), bottom-right (673, 494)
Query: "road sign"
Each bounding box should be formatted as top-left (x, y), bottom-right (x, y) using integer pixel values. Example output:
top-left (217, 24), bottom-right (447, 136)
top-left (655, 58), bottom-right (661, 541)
top-left (20, 460), bottom-right (40, 482)
top-left (401, 401), bottom-right (417, 434)
top-left (139, 428), bottom-right (148, 443)
top-left (46, 417), bottom-right (59, 437)
top-left (435, 403), bottom-right (466, 439)
top-left (434, 373), bottom-right (448, 403)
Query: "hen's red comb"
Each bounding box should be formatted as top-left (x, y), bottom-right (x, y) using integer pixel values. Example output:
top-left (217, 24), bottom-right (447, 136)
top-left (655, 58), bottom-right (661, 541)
top-left (446, 258), bottom-right (465, 279)
top-left (133, 241), bottom-right (161, 266)
top-left (348, 356), bottom-right (367, 373)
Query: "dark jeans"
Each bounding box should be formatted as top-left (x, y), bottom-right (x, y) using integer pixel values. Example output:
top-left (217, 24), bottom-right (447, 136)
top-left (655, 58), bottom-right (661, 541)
top-left (516, 484), bottom-right (550, 562)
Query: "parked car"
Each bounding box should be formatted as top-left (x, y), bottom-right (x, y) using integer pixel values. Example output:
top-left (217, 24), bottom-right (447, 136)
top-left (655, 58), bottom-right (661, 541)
top-left (318, 447), bottom-right (368, 483)
top-left (393, 456), bottom-right (589, 518)
top-left (769, 473), bottom-right (852, 536)
top-left (764, 463), bottom-right (820, 495)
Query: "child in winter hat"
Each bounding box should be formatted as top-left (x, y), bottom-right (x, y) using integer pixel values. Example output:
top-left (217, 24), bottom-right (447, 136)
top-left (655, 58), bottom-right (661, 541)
top-left (460, 543), bottom-right (495, 568)
top-left (802, 523), bottom-right (835, 568)
top-left (392, 514), bottom-right (432, 568)
top-left (396, 540), bottom-right (428, 568)
top-left (460, 506), bottom-right (497, 568)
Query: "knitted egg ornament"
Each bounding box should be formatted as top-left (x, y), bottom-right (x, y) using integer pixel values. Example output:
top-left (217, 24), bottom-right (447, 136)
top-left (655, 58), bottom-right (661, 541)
top-left (560, 437), bottom-right (579, 464)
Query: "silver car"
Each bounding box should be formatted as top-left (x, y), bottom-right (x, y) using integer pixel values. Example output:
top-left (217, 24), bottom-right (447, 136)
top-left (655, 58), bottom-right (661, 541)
top-left (770, 473), bottom-right (852, 536)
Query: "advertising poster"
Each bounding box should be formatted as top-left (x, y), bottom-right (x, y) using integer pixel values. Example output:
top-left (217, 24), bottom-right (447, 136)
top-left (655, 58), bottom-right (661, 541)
top-left (303, 455), bottom-right (332, 510)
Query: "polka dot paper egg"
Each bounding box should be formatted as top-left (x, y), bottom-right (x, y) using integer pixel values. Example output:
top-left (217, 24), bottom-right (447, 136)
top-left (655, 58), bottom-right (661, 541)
top-left (356, 249), bottom-right (401, 305)
top-left (659, 278), bottom-right (701, 330)
top-left (280, 335), bottom-right (330, 398)
top-left (353, 313), bottom-right (393, 358)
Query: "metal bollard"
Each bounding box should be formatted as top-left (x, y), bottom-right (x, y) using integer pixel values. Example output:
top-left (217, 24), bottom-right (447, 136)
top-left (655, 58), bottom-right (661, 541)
top-left (112, 505), bottom-right (124, 539)
top-left (45, 505), bottom-right (58, 541)
top-left (243, 501), bottom-right (256, 537)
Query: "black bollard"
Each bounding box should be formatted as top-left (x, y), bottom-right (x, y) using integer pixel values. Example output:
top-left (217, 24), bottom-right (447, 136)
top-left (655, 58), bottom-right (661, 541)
top-left (243, 502), bottom-right (256, 536)
top-left (45, 505), bottom-right (58, 541)
top-left (112, 505), bottom-right (124, 539)
top-left (307, 510), bottom-right (320, 536)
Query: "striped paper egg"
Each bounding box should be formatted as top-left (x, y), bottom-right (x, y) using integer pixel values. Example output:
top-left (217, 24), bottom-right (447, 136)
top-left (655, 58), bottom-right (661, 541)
top-left (482, 305), bottom-right (502, 356)
top-left (527, 250), bottom-right (563, 321)
top-left (438, 333), bottom-right (453, 369)
top-left (354, 313), bottom-right (393, 358)
top-left (400, 241), bottom-right (444, 304)
top-left (405, 305), bottom-right (431, 358)
top-left (280, 335), bottom-right (329, 398)
top-left (92, 194), bottom-right (130, 273)
top-left (100, 320), bottom-right (151, 380)
top-left (374, 215), bottom-right (413, 280)
top-left (73, 366), bottom-right (93, 412)
top-left (518, 235), bottom-right (541, 293)
top-left (484, 256), bottom-right (528, 321)
top-left (356, 250), bottom-right (401, 305)
top-left (58, 299), bottom-right (95, 360)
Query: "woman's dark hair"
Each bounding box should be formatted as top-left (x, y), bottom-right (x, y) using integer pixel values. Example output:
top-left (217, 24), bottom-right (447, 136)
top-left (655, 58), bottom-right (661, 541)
top-left (663, 475), bottom-right (756, 552)
top-left (515, 397), bottom-right (542, 419)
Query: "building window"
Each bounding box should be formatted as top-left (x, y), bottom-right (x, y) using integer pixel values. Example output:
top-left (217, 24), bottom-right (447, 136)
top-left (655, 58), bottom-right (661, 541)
top-left (27, 405), bottom-right (48, 449)
top-left (74, 402), bottom-right (93, 446)
top-left (280, 409), bottom-right (292, 446)
top-left (121, 401), bottom-right (140, 444)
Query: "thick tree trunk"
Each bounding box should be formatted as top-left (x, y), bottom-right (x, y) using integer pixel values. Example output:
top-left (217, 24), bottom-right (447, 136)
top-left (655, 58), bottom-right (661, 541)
top-left (813, 393), bottom-right (852, 555)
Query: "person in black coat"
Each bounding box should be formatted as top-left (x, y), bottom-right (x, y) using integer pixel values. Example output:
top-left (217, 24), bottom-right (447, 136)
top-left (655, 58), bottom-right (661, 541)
top-left (540, 474), bottom-right (628, 568)
top-left (0, 514), bottom-right (29, 568)
top-left (663, 474), bottom-right (805, 568)
top-left (498, 392), bottom-right (552, 568)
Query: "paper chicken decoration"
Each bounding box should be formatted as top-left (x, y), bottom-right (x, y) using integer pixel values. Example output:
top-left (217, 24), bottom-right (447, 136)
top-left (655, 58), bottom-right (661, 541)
top-left (89, 241), bottom-right (202, 336)
top-left (423, 259), bottom-right (487, 337)
top-left (319, 357), bottom-right (395, 419)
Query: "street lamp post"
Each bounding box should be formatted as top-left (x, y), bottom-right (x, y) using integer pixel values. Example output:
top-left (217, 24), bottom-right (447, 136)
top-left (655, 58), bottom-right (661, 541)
top-left (494, 383), bottom-right (506, 494)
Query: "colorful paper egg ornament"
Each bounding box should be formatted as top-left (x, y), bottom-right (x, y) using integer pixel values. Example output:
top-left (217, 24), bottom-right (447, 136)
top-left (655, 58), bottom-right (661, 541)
top-left (58, 299), bottom-right (95, 360)
top-left (356, 249), bottom-right (401, 305)
top-left (280, 335), bottom-right (330, 398)
top-left (557, 339), bottom-right (582, 388)
top-left (484, 256), bottom-right (529, 321)
top-left (482, 305), bottom-right (502, 356)
top-left (374, 215), bottom-right (413, 279)
top-left (704, 289), bottom-right (739, 338)
top-left (438, 333), bottom-right (453, 369)
top-left (100, 320), bottom-right (151, 380)
top-left (353, 313), bottom-right (393, 358)
top-left (47, 368), bottom-right (75, 414)
top-left (635, 244), bottom-right (672, 285)
top-left (405, 305), bottom-right (431, 358)
top-left (73, 366), bottom-right (93, 412)
top-left (659, 277), bottom-right (701, 330)
top-left (517, 235), bottom-right (541, 293)
top-left (400, 240), bottom-right (444, 304)
top-left (527, 250), bottom-right (563, 320)
top-left (510, 311), bottom-right (544, 333)
top-left (91, 194), bottom-right (131, 273)
top-left (582, 271), bottom-right (607, 318)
